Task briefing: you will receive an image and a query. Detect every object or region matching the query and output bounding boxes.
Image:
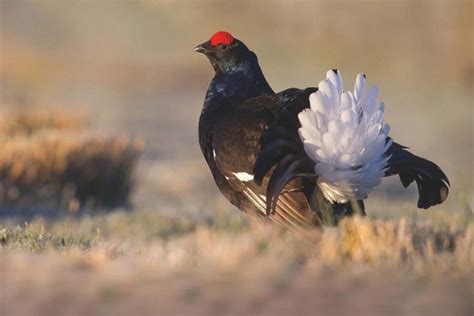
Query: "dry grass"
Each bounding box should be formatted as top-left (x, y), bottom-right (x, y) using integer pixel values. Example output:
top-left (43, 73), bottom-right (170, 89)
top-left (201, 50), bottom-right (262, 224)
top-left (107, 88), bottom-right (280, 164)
top-left (1, 210), bottom-right (472, 315)
top-left (0, 107), bottom-right (84, 137)
top-left (1, 211), bottom-right (471, 272)
top-left (0, 107), bottom-right (143, 210)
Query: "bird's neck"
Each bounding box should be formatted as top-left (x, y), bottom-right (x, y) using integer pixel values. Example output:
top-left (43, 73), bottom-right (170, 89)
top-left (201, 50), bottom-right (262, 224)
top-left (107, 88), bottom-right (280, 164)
top-left (205, 52), bottom-right (274, 106)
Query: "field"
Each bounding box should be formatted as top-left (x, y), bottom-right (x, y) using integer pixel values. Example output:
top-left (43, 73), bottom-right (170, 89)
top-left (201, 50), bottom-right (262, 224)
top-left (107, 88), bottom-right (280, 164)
top-left (1, 209), bottom-right (473, 315)
top-left (0, 1), bottom-right (473, 315)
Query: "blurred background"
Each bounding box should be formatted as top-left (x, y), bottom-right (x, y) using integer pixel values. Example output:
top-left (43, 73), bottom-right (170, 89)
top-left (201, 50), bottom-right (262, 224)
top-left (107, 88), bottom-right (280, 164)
top-left (0, 1), bottom-right (473, 315)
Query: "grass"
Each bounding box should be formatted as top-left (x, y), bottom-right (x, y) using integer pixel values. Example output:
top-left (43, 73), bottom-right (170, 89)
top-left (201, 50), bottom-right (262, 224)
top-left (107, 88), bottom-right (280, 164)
top-left (1, 209), bottom-right (472, 315)
top-left (1, 209), bottom-right (471, 272)
top-left (0, 107), bottom-right (84, 137)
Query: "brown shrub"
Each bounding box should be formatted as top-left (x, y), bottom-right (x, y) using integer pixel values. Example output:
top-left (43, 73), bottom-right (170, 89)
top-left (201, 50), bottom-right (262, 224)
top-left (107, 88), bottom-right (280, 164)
top-left (0, 108), bottom-right (143, 211)
top-left (0, 107), bottom-right (84, 137)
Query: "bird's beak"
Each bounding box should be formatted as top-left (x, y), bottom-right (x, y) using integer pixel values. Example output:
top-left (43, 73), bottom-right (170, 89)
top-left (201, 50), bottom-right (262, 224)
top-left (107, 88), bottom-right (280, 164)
top-left (194, 41), bottom-right (211, 54)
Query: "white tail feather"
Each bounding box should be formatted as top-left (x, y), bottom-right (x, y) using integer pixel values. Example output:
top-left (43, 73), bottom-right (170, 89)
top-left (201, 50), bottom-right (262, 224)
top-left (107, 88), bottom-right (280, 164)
top-left (298, 70), bottom-right (391, 203)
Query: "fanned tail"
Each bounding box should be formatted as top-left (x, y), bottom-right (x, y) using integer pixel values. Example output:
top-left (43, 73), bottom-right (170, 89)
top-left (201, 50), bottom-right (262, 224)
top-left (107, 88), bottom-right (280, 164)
top-left (297, 70), bottom-right (392, 204)
top-left (254, 70), bottom-right (450, 221)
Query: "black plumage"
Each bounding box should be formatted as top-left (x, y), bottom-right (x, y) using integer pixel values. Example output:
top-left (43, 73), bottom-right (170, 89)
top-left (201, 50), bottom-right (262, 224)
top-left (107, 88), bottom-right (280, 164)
top-left (384, 142), bottom-right (450, 209)
top-left (196, 31), bottom-right (449, 228)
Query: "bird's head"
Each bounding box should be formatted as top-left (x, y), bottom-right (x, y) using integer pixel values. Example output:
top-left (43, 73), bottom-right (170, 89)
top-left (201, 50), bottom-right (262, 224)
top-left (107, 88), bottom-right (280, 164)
top-left (194, 31), bottom-right (256, 74)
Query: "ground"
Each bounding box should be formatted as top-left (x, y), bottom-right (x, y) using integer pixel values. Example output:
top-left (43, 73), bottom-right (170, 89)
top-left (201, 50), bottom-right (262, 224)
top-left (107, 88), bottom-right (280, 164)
top-left (1, 210), bottom-right (473, 315)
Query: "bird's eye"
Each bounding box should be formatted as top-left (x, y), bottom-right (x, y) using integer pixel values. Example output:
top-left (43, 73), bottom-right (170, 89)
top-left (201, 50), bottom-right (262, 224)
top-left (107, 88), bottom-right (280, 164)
top-left (218, 44), bottom-right (228, 50)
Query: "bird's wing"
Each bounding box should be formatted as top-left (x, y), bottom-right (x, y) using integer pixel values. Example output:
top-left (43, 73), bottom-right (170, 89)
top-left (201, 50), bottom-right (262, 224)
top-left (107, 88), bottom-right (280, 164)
top-left (251, 88), bottom-right (332, 217)
top-left (211, 95), bottom-right (321, 229)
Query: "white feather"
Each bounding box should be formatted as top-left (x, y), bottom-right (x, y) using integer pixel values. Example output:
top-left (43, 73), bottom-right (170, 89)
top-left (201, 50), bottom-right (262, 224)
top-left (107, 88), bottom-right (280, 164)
top-left (326, 69), bottom-right (343, 96)
top-left (300, 70), bottom-right (391, 203)
top-left (233, 172), bottom-right (254, 182)
top-left (354, 73), bottom-right (366, 104)
top-left (309, 92), bottom-right (328, 114)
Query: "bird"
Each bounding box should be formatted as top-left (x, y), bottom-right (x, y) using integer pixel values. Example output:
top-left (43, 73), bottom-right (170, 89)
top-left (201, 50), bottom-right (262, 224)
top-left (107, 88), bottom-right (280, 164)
top-left (196, 31), bottom-right (449, 228)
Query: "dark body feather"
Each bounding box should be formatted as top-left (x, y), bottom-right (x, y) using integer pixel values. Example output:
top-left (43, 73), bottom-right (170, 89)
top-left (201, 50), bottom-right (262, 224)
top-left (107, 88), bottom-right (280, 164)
top-left (199, 75), bottom-right (321, 227)
top-left (199, 77), bottom-right (355, 227)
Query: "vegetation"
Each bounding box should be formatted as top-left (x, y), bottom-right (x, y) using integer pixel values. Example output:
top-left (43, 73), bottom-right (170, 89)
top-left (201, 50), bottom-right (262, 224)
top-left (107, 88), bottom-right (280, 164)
top-left (1, 209), bottom-right (472, 315)
top-left (1, 210), bottom-right (472, 270)
top-left (0, 108), bottom-right (143, 210)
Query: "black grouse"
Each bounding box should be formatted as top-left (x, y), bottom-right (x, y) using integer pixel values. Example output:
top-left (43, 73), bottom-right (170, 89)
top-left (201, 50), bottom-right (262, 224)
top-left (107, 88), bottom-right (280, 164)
top-left (196, 31), bottom-right (449, 228)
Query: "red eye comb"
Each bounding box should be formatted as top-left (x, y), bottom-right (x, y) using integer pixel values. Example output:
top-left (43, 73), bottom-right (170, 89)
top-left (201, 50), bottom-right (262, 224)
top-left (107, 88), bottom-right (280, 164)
top-left (210, 31), bottom-right (234, 46)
